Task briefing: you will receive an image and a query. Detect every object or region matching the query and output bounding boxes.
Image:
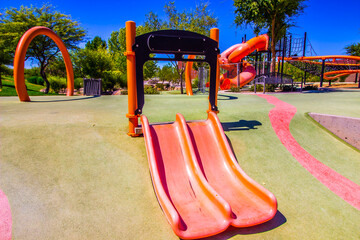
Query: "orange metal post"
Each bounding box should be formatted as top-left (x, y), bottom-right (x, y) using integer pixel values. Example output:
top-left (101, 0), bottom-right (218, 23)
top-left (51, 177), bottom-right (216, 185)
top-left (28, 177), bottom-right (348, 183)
top-left (185, 55), bottom-right (195, 96)
top-left (13, 26), bottom-right (74, 102)
top-left (125, 21), bottom-right (140, 137)
top-left (209, 28), bottom-right (220, 113)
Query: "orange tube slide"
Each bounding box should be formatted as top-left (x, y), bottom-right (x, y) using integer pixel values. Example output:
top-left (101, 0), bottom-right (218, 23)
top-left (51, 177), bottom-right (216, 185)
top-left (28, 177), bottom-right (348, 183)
top-left (219, 34), bottom-right (269, 90)
top-left (13, 26), bottom-right (74, 102)
top-left (141, 112), bottom-right (277, 239)
top-left (226, 34), bottom-right (268, 63)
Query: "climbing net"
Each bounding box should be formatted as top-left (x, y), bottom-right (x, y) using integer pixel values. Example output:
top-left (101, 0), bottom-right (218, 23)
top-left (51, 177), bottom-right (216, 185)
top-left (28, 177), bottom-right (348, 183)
top-left (275, 34), bottom-right (317, 57)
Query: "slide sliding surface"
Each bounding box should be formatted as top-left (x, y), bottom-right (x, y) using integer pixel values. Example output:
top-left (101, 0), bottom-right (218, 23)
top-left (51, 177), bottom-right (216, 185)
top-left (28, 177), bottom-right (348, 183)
top-left (187, 112), bottom-right (277, 227)
top-left (141, 114), bottom-right (231, 239)
top-left (141, 112), bottom-right (277, 239)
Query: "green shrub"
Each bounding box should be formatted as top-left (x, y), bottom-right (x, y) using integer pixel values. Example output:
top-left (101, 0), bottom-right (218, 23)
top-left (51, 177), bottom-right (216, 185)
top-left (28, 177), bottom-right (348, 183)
top-left (303, 84), bottom-right (318, 90)
top-left (192, 78), bottom-right (199, 89)
top-left (280, 85), bottom-right (297, 92)
top-left (265, 84), bottom-right (277, 92)
top-left (230, 86), bottom-right (241, 92)
top-left (250, 84), bottom-right (263, 92)
top-left (121, 90), bottom-right (128, 95)
top-left (249, 84), bottom-right (277, 92)
top-left (102, 71), bottom-right (127, 91)
top-left (49, 76), bottom-right (66, 93)
top-left (156, 83), bottom-right (165, 90)
top-left (144, 85), bottom-right (160, 94)
top-left (1, 65), bottom-right (13, 76)
top-left (74, 78), bottom-right (83, 90)
top-left (27, 76), bottom-right (44, 86)
top-left (24, 67), bottom-right (40, 78)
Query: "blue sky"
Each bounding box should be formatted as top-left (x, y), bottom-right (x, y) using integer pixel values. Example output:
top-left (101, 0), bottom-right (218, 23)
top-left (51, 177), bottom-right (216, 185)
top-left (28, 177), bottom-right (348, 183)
top-left (1, 0), bottom-right (360, 57)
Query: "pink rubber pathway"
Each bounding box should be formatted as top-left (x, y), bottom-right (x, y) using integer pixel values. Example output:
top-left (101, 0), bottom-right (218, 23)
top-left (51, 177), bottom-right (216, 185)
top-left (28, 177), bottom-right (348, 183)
top-left (257, 94), bottom-right (360, 210)
top-left (0, 189), bottom-right (11, 240)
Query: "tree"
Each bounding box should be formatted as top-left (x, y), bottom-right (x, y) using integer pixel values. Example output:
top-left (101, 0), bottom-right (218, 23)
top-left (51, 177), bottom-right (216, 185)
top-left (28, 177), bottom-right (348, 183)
top-left (144, 60), bottom-right (158, 80)
top-left (76, 48), bottom-right (113, 79)
top-left (159, 1), bottom-right (218, 93)
top-left (164, 1), bottom-right (217, 36)
top-left (108, 25), bottom-right (158, 81)
top-left (108, 1), bottom-right (217, 93)
top-left (233, 0), bottom-right (307, 70)
top-left (157, 63), bottom-right (178, 84)
top-left (85, 36), bottom-right (107, 50)
top-left (0, 4), bottom-right (86, 93)
top-left (0, 41), bottom-right (12, 88)
top-left (345, 43), bottom-right (360, 56)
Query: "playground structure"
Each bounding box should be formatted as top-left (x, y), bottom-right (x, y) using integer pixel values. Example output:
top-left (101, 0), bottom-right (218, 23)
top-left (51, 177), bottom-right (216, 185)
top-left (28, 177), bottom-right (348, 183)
top-left (218, 34), bottom-right (268, 90)
top-left (282, 55), bottom-right (360, 87)
top-left (13, 26), bottom-right (74, 102)
top-left (185, 34), bottom-right (269, 92)
top-left (185, 32), bottom-right (360, 93)
top-left (275, 33), bottom-right (360, 88)
top-left (125, 21), bottom-right (277, 239)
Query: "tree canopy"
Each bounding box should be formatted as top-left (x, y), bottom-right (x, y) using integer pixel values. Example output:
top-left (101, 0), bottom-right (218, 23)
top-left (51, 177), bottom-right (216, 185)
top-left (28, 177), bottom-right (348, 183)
top-left (0, 4), bottom-right (86, 93)
top-left (233, 0), bottom-right (307, 69)
top-left (345, 43), bottom-right (360, 56)
top-left (85, 36), bottom-right (107, 50)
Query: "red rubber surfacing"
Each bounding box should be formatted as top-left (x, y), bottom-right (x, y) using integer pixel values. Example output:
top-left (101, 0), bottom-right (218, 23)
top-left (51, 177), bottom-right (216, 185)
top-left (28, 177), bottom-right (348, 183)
top-left (257, 94), bottom-right (360, 210)
top-left (0, 190), bottom-right (11, 240)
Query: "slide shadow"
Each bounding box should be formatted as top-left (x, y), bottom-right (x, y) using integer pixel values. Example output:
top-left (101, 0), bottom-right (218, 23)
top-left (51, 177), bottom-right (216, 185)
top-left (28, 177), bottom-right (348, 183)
top-left (195, 210), bottom-right (287, 240)
top-left (31, 96), bottom-right (100, 102)
top-left (221, 120), bottom-right (262, 131)
top-left (217, 94), bottom-right (238, 100)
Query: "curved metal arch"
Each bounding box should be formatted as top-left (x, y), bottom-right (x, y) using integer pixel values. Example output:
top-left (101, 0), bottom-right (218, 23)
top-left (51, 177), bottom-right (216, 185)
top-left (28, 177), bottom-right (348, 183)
top-left (13, 26), bottom-right (74, 102)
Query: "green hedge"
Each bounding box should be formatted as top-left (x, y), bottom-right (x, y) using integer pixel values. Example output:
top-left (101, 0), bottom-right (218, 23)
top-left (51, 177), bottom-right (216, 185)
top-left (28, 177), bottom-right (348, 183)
top-left (27, 76), bottom-right (44, 86)
top-left (144, 85), bottom-right (160, 94)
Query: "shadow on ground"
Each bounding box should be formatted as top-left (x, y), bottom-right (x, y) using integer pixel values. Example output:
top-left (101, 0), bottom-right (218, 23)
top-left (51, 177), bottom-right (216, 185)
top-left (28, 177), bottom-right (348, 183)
top-left (31, 96), bottom-right (100, 102)
top-left (303, 88), bottom-right (360, 94)
top-left (221, 120), bottom-right (262, 131)
top-left (196, 211), bottom-right (286, 240)
top-left (217, 94), bottom-right (238, 100)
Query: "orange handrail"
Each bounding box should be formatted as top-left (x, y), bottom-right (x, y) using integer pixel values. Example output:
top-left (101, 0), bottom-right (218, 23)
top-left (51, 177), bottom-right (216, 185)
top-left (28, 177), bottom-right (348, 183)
top-left (323, 70), bottom-right (360, 80)
top-left (13, 26), bottom-right (74, 102)
top-left (283, 55), bottom-right (360, 61)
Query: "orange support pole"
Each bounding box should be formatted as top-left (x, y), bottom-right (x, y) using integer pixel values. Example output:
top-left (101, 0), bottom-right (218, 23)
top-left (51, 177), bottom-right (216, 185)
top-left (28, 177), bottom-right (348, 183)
top-left (13, 26), bottom-right (74, 102)
top-left (185, 55), bottom-right (195, 96)
top-left (209, 28), bottom-right (220, 113)
top-left (125, 21), bottom-right (140, 137)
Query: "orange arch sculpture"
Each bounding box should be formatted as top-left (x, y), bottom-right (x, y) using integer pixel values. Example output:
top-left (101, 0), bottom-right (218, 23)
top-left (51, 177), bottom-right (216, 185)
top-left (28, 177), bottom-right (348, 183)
top-left (13, 26), bottom-right (74, 102)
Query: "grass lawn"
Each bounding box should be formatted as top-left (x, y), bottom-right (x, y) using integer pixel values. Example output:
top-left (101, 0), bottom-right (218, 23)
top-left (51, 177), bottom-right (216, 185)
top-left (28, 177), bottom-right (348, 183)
top-left (0, 76), bottom-right (58, 96)
top-left (0, 91), bottom-right (360, 239)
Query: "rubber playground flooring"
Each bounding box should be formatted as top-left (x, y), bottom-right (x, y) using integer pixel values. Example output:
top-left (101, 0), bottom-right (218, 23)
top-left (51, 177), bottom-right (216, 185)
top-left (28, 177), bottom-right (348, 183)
top-left (0, 91), bottom-right (360, 239)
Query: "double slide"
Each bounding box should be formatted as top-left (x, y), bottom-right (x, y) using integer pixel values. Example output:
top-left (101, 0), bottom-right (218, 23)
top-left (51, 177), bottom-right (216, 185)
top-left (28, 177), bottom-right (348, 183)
top-left (219, 34), bottom-right (269, 90)
top-left (141, 112), bottom-right (277, 239)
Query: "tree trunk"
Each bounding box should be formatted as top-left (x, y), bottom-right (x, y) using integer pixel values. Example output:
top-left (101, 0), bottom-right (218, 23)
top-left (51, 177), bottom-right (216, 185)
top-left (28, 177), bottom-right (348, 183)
top-left (271, 17), bottom-right (276, 73)
top-left (40, 65), bottom-right (50, 94)
top-left (180, 73), bottom-right (183, 94)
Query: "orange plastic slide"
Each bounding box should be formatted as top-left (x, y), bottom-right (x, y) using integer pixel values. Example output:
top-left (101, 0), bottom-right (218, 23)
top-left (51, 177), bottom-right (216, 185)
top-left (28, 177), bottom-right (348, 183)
top-left (219, 34), bottom-right (269, 90)
top-left (141, 112), bottom-right (277, 239)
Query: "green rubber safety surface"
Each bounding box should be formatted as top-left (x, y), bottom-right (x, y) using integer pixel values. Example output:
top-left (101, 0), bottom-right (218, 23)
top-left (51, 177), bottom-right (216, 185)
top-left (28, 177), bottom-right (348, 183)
top-left (0, 91), bottom-right (359, 239)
